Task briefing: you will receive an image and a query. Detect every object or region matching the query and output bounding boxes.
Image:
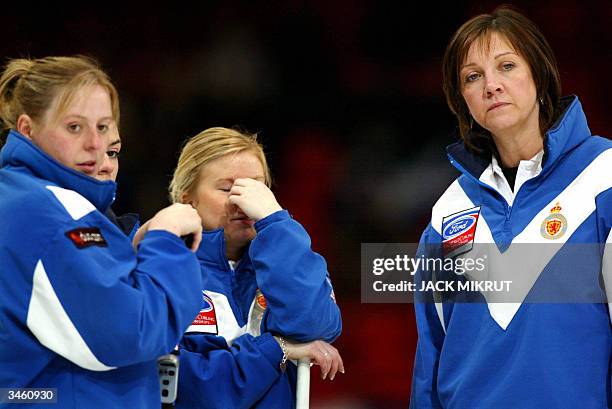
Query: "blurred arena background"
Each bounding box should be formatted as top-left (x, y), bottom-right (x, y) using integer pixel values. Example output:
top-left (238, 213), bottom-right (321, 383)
top-left (3, 1), bottom-right (610, 407)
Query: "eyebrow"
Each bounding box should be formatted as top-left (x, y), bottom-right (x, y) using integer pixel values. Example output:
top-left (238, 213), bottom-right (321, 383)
top-left (460, 51), bottom-right (518, 70)
top-left (108, 139), bottom-right (121, 147)
top-left (65, 114), bottom-right (116, 122)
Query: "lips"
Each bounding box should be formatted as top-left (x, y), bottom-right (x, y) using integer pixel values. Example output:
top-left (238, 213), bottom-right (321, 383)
top-left (230, 215), bottom-right (255, 226)
top-left (76, 161), bottom-right (97, 174)
top-left (488, 102), bottom-right (509, 111)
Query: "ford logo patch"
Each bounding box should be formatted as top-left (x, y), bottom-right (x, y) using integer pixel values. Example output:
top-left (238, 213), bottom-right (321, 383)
top-left (443, 215), bottom-right (475, 239)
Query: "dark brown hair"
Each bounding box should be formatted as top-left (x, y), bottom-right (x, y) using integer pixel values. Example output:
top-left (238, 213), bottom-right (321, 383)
top-left (442, 6), bottom-right (561, 152)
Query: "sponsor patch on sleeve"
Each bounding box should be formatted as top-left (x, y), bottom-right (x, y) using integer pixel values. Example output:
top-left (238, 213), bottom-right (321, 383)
top-left (65, 227), bottom-right (108, 249)
top-left (255, 291), bottom-right (267, 310)
top-left (442, 206), bottom-right (480, 257)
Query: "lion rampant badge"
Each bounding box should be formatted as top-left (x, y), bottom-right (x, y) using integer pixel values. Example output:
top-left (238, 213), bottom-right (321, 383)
top-left (540, 202), bottom-right (567, 239)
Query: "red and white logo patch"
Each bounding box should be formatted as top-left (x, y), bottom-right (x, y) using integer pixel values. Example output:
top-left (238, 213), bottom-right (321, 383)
top-left (442, 206), bottom-right (481, 257)
top-left (65, 227), bottom-right (108, 249)
top-left (186, 292), bottom-right (218, 334)
top-left (256, 292), bottom-right (267, 310)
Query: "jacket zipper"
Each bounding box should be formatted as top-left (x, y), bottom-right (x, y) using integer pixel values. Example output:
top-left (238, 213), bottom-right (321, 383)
top-left (448, 154), bottom-right (512, 211)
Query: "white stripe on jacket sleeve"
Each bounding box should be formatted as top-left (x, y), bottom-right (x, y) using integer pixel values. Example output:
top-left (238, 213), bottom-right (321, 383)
top-left (602, 230), bottom-right (612, 324)
top-left (26, 260), bottom-right (115, 371)
top-left (46, 185), bottom-right (96, 220)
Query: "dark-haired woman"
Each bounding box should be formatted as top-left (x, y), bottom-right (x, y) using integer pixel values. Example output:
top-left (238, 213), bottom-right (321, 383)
top-left (411, 7), bottom-right (611, 408)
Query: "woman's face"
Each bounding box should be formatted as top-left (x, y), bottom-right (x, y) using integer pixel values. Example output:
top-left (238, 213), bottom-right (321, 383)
top-left (188, 150), bottom-right (265, 250)
top-left (460, 32), bottom-right (539, 139)
top-left (27, 84), bottom-right (118, 177)
top-left (96, 136), bottom-right (121, 181)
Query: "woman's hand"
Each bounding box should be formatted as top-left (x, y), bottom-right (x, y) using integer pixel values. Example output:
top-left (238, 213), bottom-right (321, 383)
top-left (134, 203), bottom-right (202, 252)
top-left (228, 178), bottom-right (282, 222)
top-left (274, 337), bottom-right (345, 381)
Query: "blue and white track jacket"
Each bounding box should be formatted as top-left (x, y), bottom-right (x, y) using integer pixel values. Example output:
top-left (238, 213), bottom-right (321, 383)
top-left (410, 96), bottom-right (612, 408)
top-left (0, 131), bottom-right (202, 408)
top-left (176, 210), bottom-right (342, 409)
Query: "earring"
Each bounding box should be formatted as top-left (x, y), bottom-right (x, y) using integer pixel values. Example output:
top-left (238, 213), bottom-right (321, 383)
top-left (539, 96), bottom-right (544, 105)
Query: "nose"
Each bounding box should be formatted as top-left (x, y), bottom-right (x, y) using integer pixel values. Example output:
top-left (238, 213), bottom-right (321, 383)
top-left (226, 200), bottom-right (238, 213)
top-left (98, 153), bottom-right (112, 176)
top-left (226, 199), bottom-right (245, 217)
top-left (83, 127), bottom-right (104, 151)
top-left (484, 72), bottom-right (503, 96)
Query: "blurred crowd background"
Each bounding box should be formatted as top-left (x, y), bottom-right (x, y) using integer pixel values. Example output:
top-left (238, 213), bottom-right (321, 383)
top-left (3, 1), bottom-right (610, 407)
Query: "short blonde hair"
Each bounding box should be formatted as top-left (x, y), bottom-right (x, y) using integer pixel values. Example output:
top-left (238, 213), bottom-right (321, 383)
top-left (0, 55), bottom-right (120, 132)
top-left (169, 127), bottom-right (271, 204)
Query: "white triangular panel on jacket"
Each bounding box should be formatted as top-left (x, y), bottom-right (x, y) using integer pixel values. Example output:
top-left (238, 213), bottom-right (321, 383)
top-left (601, 230), bottom-right (612, 323)
top-left (192, 291), bottom-right (245, 346)
top-left (430, 148), bottom-right (612, 330)
top-left (46, 185), bottom-right (96, 220)
top-left (27, 260), bottom-right (114, 371)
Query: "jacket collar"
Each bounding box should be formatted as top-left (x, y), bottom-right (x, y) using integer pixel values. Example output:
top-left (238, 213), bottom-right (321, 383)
top-left (543, 95), bottom-right (590, 167)
top-left (196, 228), bottom-right (253, 270)
top-left (105, 208), bottom-right (140, 238)
top-left (447, 95), bottom-right (589, 180)
top-left (0, 130), bottom-right (116, 212)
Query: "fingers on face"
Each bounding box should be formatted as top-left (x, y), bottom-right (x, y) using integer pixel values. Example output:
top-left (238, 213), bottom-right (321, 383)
top-left (232, 178), bottom-right (253, 188)
top-left (229, 184), bottom-right (244, 196)
top-left (227, 194), bottom-right (241, 207)
top-left (233, 178), bottom-right (267, 191)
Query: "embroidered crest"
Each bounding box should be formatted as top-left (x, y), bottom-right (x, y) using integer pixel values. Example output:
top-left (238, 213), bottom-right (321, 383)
top-left (442, 206), bottom-right (481, 257)
top-left (255, 290), bottom-right (267, 310)
top-left (65, 227), bottom-right (107, 249)
top-left (186, 292), bottom-right (218, 334)
top-left (247, 290), bottom-right (267, 337)
top-left (540, 203), bottom-right (567, 240)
